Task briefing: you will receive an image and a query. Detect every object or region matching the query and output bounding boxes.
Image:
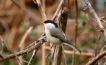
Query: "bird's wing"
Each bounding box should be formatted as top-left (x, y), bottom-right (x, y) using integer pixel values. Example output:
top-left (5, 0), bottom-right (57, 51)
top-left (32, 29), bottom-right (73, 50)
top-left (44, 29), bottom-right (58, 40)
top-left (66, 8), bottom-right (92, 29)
top-left (50, 28), bottom-right (69, 43)
top-left (50, 28), bottom-right (81, 53)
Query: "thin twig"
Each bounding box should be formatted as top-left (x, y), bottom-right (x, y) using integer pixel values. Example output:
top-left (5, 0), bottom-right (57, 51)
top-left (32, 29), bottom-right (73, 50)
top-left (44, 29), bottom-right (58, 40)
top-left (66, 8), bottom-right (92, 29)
top-left (28, 48), bottom-right (39, 65)
top-left (0, 38), bottom-right (45, 62)
top-left (33, 0), bottom-right (47, 21)
top-left (46, 45), bottom-right (54, 59)
top-left (84, 0), bottom-right (106, 64)
top-left (27, 36), bottom-right (46, 65)
top-left (45, 46), bottom-right (106, 58)
top-left (100, 44), bottom-right (106, 53)
top-left (18, 26), bottom-right (33, 65)
top-left (0, 19), bottom-right (10, 42)
top-left (42, 0), bottom-right (46, 14)
top-left (0, 36), bottom-right (23, 65)
top-left (52, 45), bottom-right (62, 65)
top-left (11, 0), bottom-right (39, 23)
top-left (11, 0), bottom-right (24, 10)
top-left (33, 0), bottom-right (47, 65)
top-left (86, 50), bottom-right (106, 65)
top-left (19, 26), bottom-right (33, 49)
top-left (49, 45), bottom-right (56, 65)
top-left (86, 18), bottom-right (99, 57)
top-left (62, 46), bottom-right (67, 65)
top-left (72, 0), bottom-right (78, 65)
top-left (28, 50), bottom-right (36, 65)
top-left (84, 0), bottom-right (104, 29)
top-left (52, 0), bottom-right (64, 20)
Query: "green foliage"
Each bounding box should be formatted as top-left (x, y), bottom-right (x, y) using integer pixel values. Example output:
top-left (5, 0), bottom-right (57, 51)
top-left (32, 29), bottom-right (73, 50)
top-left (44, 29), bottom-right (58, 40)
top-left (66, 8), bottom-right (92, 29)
top-left (66, 55), bottom-right (81, 65)
top-left (87, 38), bottom-right (93, 49)
top-left (87, 27), bottom-right (93, 32)
top-left (21, 22), bottom-right (28, 29)
top-left (0, 40), bottom-right (39, 65)
top-left (97, 35), bottom-right (101, 41)
top-left (78, 22), bottom-right (85, 29)
top-left (80, 12), bottom-right (87, 21)
top-left (75, 55), bottom-right (81, 63)
top-left (79, 41), bottom-right (85, 48)
top-left (2, 59), bottom-right (17, 65)
top-left (66, 55), bottom-right (72, 64)
top-left (3, 45), bottom-right (11, 53)
top-left (102, 46), bottom-right (106, 51)
top-left (23, 53), bottom-right (38, 65)
top-left (1, 53), bottom-right (39, 65)
top-left (78, 12), bottom-right (87, 29)
top-left (87, 38), bottom-right (93, 44)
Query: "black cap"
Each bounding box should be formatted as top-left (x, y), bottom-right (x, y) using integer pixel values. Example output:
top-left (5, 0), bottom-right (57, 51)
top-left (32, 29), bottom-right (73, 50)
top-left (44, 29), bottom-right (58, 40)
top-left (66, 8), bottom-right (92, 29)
top-left (44, 20), bottom-right (58, 28)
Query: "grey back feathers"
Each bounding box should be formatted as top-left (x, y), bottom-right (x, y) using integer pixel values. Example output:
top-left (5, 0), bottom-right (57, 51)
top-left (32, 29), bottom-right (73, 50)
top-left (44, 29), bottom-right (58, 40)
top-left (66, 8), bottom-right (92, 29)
top-left (50, 28), bottom-right (68, 43)
top-left (50, 28), bottom-right (81, 53)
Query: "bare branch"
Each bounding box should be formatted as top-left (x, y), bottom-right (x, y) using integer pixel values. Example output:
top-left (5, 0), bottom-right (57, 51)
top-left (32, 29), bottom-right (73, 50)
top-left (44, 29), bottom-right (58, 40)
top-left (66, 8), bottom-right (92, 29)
top-left (0, 36), bottom-right (23, 65)
top-left (0, 38), bottom-right (45, 62)
top-left (19, 26), bottom-right (33, 49)
top-left (52, 0), bottom-right (64, 20)
top-left (0, 18), bottom-right (10, 42)
top-left (62, 46), bottom-right (67, 65)
top-left (84, 0), bottom-right (104, 29)
top-left (28, 44), bottom-right (39, 65)
top-left (0, 0), bottom-right (47, 64)
top-left (18, 26), bottom-right (33, 65)
top-left (86, 50), bottom-right (106, 65)
top-left (33, 0), bottom-right (47, 20)
top-left (52, 45), bottom-right (62, 65)
top-left (72, 0), bottom-right (79, 65)
top-left (28, 50), bottom-right (35, 65)
top-left (11, 0), bottom-right (25, 11)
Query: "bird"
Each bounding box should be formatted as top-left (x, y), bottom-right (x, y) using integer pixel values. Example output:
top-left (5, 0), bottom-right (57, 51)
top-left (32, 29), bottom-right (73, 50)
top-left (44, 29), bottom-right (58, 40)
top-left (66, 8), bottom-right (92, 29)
top-left (43, 20), bottom-right (81, 53)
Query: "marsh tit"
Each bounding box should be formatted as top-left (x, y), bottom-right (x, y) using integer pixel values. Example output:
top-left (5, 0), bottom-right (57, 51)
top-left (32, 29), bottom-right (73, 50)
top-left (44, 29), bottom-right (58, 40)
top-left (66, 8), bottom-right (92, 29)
top-left (43, 20), bottom-right (81, 53)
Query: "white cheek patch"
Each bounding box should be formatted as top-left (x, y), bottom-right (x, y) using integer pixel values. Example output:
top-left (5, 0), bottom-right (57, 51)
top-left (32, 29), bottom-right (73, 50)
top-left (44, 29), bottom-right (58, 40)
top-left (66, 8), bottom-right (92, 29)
top-left (45, 23), bottom-right (55, 29)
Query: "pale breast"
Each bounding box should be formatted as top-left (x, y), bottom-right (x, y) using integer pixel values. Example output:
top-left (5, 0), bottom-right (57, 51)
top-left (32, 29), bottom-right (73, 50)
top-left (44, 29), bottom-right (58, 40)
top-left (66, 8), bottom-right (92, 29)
top-left (45, 29), bottom-right (62, 45)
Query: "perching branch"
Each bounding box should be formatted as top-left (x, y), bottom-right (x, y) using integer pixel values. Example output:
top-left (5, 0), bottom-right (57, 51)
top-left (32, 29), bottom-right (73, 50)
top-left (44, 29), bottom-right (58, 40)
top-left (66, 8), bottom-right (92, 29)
top-left (0, 36), bottom-right (23, 65)
top-left (31, 0), bottom-right (47, 65)
top-left (0, 36), bottom-right (46, 62)
top-left (18, 26), bottom-right (33, 65)
top-left (86, 50), bottom-right (106, 65)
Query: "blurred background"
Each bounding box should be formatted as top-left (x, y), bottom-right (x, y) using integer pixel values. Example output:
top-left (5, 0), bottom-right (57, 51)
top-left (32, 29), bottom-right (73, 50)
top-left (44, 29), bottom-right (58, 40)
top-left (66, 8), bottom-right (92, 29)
top-left (0, 0), bottom-right (106, 65)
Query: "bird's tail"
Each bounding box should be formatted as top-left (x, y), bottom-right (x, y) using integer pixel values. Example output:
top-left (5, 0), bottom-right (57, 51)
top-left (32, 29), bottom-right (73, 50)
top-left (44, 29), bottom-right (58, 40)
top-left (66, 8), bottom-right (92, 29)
top-left (63, 43), bottom-right (81, 53)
